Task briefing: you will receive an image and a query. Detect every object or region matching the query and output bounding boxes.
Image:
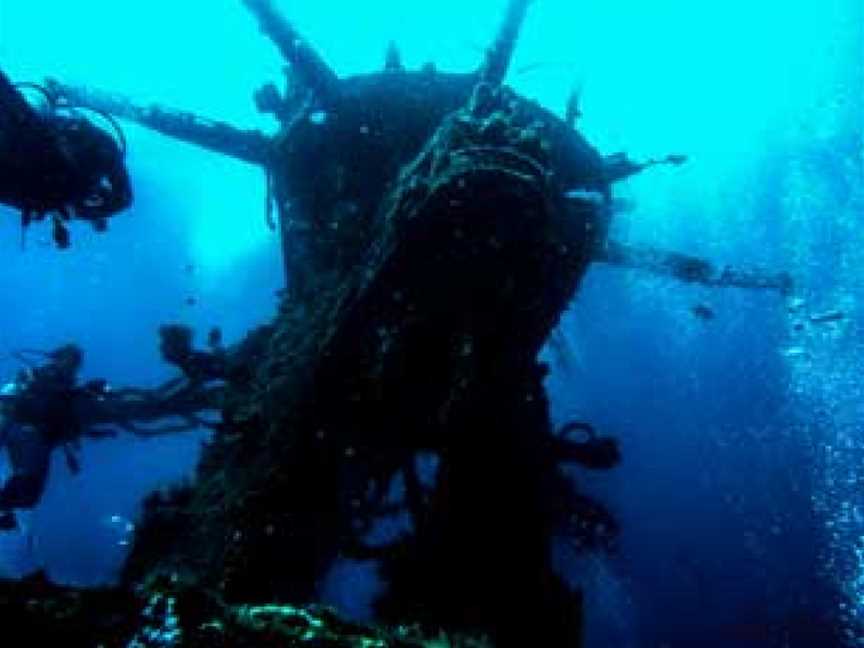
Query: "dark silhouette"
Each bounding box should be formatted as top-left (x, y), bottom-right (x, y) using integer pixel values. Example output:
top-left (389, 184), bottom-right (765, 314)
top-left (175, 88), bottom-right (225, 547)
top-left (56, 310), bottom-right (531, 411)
top-left (0, 70), bottom-right (131, 247)
top-left (0, 0), bottom-right (798, 643)
top-left (0, 345), bottom-right (111, 529)
top-left (0, 335), bottom-right (229, 532)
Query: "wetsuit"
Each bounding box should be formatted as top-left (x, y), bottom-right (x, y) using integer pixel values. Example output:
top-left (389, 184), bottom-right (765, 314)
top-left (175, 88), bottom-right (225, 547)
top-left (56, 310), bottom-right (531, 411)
top-left (0, 68), bottom-right (132, 229)
top-left (0, 349), bottom-right (87, 528)
top-left (0, 417), bottom-right (51, 512)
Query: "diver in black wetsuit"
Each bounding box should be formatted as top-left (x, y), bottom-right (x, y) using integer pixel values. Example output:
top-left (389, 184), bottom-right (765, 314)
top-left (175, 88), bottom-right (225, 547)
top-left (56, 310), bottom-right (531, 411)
top-left (0, 345), bottom-right (112, 531)
top-left (0, 69), bottom-right (132, 247)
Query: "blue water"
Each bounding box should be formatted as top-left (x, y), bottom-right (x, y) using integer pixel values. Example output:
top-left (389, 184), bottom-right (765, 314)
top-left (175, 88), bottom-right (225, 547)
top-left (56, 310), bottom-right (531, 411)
top-left (1, 1), bottom-right (862, 645)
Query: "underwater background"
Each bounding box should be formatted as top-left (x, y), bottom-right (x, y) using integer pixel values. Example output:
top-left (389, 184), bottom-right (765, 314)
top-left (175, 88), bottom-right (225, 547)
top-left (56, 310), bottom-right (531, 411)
top-left (0, 0), bottom-right (862, 645)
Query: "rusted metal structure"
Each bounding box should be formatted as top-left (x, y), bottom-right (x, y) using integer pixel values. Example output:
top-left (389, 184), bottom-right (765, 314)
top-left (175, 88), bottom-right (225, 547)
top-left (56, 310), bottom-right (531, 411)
top-left (46, 1), bottom-right (791, 297)
top-left (18, 1), bottom-right (794, 645)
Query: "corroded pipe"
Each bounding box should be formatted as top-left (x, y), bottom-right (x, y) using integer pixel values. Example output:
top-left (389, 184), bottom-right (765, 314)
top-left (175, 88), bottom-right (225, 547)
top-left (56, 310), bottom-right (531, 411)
top-left (45, 79), bottom-right (271, 166)
top-left (242, 0), bottom-right (340, 100)
top-left (480, 0), bottom-right (534, 85)
top-left (597, 239), bottom-right (795, 295)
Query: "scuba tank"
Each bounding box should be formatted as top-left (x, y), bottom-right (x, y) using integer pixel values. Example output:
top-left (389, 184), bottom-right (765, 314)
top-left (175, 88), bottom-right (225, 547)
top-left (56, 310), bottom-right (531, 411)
top-left (0, 69), bottom-right (132, 247)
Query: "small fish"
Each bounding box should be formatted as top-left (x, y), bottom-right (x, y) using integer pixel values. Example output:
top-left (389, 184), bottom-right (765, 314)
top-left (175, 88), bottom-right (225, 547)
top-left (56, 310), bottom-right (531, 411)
top-left (691, 303), bottom-right (715, 320)
top-left (809, 309), bottom-right (845, 324)
top-left (781, 346), bottom-right (808, 359)
top-left (185, 296), bottom-right (197, 306)
top-left (786, 297), bottom-right (806, 313)
top-left (184, 263), bottom-right (195, 274)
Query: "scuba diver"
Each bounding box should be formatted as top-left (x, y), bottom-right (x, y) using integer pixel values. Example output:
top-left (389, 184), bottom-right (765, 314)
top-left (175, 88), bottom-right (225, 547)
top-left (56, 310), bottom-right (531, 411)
top-left (0, 331), bottom-right (228, 531)
top-left (0, 69), bottom-right (132, 248)
top-left (0, 345), bottom-right (112, 531)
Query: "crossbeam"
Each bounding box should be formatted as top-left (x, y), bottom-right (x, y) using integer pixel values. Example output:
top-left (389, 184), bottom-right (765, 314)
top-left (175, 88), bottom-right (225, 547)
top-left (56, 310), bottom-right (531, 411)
top-left (241, 0), bottom-right (340, 100)
top-left (480, 0), bottom-right (534, 85)
top-left (46, 79), bottom-right (271, 166)
top-left (597, 239), bottom-right (794, 295)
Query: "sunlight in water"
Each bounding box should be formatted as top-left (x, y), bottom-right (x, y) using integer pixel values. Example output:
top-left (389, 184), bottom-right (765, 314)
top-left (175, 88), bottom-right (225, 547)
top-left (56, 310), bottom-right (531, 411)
top-left (0, 0), bottom-right (853, 275)
top-left (0, 0), bottom-right (861, 643)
